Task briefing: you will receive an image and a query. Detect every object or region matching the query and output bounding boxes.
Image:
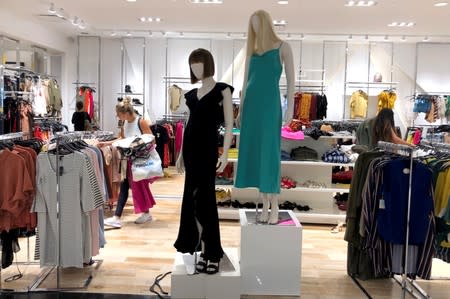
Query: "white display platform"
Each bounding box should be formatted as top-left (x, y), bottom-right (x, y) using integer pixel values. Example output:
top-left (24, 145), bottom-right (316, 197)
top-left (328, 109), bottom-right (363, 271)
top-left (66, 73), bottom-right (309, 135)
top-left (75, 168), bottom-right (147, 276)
top-left (239, 209), bottom-right (302, 296)
top-left (171, 248), bottom-right (241, 299)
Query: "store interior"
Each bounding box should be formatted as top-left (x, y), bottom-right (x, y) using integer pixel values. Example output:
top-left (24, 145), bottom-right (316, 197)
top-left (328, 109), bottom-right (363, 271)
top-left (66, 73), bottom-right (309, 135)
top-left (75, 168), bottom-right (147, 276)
top-left (1, 1), bottom-right (450, 298)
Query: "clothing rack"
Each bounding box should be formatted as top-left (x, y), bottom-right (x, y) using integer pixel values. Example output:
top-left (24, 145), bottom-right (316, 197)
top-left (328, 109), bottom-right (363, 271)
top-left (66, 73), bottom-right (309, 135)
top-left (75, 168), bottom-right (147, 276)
top-left (0, 131), bottom-right (42, 292)
top-left (29, 131), bottom-right (106, 291)
top-left (351, 141), bottom-right (430, 299)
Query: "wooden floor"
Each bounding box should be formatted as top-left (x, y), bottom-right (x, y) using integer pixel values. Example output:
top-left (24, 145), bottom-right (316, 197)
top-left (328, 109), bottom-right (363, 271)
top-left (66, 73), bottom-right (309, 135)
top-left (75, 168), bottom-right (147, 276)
top-left (2, 168), bottom-right (450, 298)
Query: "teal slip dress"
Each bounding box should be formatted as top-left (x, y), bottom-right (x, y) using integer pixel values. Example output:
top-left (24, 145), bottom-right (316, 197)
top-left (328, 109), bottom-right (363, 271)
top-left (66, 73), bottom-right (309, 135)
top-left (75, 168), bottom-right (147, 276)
top-left (235, 44), bottom-right (283, 194)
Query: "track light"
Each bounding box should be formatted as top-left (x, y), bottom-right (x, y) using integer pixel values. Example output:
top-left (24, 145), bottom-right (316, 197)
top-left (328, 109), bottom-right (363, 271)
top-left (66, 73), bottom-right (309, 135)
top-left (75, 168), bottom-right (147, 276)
top-left (384, 35), bottom-right (389, 41)
top-left (48, 3), bottom-right (56, 14)
top-left (56, 8), bottom-right (65, 18)
top-left (300, 33), bottom-right (305, 40)
top-left (72, 17), bottom-right (80, 26)
top-left (423, 36), bottom-right (430, 42)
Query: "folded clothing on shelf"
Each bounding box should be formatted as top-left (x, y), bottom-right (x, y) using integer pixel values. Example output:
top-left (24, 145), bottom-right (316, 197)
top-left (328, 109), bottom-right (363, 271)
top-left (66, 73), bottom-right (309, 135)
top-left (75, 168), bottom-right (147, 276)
top-left (290, 146), bottom-right (318, 161)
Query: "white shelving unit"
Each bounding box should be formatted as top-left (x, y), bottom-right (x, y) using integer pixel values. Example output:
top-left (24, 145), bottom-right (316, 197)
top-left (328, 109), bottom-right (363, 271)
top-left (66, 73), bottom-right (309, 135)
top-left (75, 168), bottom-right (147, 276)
top-left (219, 135), bottom-right (355, 224)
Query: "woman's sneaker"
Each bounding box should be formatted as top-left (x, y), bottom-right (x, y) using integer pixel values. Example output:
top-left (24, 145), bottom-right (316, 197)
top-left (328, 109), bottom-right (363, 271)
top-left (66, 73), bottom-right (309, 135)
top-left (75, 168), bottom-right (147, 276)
top-left (135, 213), bottom-right (153, 224)
top-left (104, 217), bottom-right (122, 228)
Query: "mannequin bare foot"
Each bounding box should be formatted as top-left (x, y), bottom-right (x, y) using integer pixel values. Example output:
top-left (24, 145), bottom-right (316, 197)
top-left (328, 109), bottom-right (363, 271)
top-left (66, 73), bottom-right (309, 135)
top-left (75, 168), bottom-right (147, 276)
top-left (268, 197), bottom-right (279, 224)
top-left (260, 197), bottom-right (270, 222)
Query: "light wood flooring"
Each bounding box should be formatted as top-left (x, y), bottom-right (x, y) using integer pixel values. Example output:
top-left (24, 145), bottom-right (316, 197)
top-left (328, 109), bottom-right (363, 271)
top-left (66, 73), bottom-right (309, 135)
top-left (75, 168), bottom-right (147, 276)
top-left (2, 168), bottom-right (450, 298)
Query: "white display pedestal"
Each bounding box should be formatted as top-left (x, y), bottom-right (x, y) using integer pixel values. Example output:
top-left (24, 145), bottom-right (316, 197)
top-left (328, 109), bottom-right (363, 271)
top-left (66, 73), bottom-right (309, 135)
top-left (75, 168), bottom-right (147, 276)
top-left (239, 209), bottom-right (302, 296)
top-left (171, 248), bottom-right (241, 299)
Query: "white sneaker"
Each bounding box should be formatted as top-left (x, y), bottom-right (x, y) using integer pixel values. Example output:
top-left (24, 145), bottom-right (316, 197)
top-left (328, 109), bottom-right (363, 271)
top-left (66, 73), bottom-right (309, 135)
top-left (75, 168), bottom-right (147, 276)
top-left (104, 217), bottom-right (122, 228)
top-left (134, 213), bottom-right (153, 224)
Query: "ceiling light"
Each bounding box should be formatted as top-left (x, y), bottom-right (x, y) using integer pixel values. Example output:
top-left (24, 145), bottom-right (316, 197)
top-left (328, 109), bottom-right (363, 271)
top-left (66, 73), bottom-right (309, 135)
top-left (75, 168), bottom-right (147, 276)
top-left (48, 2), bottom-right (56, 14)
top-left (365, 34), bottom-right (369, 40)
top-left (434, 2), bottom-right (448, 6)
top-left (388, 21), bottom-right (415, 27)
top-left (347, 34), bottom-right (353, 40)
top-left (139, 17), bottom-right (146, 22)
top-left (126, 0), bottom-right (137, 2)
top-left (423, 36), bottom-right (430, 41)
top-left (300, 33), bottom-right (305, 40)
top-left (148, 17), bottom-right (153, 22)
top-left (180, 32), bottom-right (184, 36)
top-left (72, 17), bottom-right (80, 26)
top-left (226, 32), bottom-right (231, 38)
top-left (384, 35), bottom-right (389, 40)
top-left (190, 0), bottom-right (223, 4)
top-left (277, 0), bottom-right (289, 4)
top-left (78, 21), bottom-right (86, 29)
top-left (345, 0), bottom-right (376, 6)
top-left (161, 31), bottom-right (166, 36)
top-left (110, 32), bottom-right (117, 36)
top-left (273, 20), bottom-right (287, 25)
top-left (155, 17), bottom-right (161, 22)
top-left (149, 31), bottom-right (153, 36)
top-left (401, 36), bottom-right (406, 42)
top-left (56, 8), bottom-right (65, 18)
top-left (126, 32), bottom-right (132, 36)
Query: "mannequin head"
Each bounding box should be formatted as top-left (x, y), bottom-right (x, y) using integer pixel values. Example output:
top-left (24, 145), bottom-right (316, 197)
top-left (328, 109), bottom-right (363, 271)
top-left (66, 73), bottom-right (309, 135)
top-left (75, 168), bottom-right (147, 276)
top-left (246, 10), bottom-right (281, 56)
top-left (188, 48), bottom-right (215, 84)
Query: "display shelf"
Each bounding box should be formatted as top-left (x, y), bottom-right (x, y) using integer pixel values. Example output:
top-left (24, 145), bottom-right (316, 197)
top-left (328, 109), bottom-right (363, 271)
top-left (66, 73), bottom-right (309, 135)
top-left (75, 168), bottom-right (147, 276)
top-left (218, 206), bottom-right (346, 224)
top-left (302, 135), bottom-right (355, 140)
top-left (228, 158), bottom-right (354, 168)
top-left (284, 184), bottom-right (350, 193)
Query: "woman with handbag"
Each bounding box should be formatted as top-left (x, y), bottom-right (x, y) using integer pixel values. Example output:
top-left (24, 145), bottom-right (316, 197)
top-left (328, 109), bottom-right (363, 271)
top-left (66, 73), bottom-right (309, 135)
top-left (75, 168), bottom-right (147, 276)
top-left (104, 98), bottom-right (156, 228)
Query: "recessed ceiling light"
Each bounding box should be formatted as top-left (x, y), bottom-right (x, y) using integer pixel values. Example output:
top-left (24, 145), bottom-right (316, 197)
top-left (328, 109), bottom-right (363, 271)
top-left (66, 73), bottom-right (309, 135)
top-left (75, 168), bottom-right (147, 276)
top-left (148, 17), bottom-right (153, 22)
top-left (345, 0), bottom-right (377, 6)
top-left (387, 21), bottom-right (415, 27)
top-left (278, 0), bottom-right (289, 4)
top-left (139, 17), bottom-right (146, 22)
top-left (126, 0), bottom-right (137, 2)
top-left (155, 17), bottom-right (161, 22)
top-left (273, 20), bottom-right (287, 25)
top-left (434, 2), bottom-right (448, 7)
top-left (190, 0), bottom-right (223, 3)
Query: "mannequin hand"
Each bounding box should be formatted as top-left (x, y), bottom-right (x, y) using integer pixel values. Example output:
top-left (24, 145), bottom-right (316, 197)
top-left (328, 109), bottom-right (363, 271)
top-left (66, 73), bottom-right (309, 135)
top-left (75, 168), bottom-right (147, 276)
top-left (216, 154), bottom-right (228, 173)
top-left (235, 112), bottom-right (241, 129)
top-left (176, 154), bottom-right (185, 174)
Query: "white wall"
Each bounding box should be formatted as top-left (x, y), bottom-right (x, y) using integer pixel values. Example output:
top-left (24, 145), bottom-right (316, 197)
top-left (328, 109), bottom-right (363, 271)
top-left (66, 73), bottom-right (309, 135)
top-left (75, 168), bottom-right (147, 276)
top-left (74, 38), bottom-right (449, 135)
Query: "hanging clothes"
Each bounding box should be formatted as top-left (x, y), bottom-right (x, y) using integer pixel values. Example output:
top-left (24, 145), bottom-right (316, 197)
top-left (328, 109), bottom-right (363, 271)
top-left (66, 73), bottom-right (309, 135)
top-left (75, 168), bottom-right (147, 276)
top-left (377, 90), bottom-right (397, 112)
top-left (349, 90), bottom-right (368, 119)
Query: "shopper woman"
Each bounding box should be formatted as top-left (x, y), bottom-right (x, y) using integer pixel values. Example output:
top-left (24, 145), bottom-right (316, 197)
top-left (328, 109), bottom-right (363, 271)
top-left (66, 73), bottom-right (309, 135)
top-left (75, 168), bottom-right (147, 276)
top-left (104, 98), bottom-right (156, 228)
top-left (372, 108), bottom-right (412, 147)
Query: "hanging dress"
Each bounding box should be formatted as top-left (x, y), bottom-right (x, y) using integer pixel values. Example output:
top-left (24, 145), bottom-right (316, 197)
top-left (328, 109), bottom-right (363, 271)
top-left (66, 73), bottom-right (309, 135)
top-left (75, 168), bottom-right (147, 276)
top-left (174, 82), bottom-right (233, 262)
top-left (235, 44), bottom-right (283, 194)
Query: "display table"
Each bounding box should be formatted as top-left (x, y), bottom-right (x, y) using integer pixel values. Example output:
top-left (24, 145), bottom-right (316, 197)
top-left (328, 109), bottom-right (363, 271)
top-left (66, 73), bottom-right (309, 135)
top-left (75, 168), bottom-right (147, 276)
top-left (239, 209), bottom-right (302, 296)
top-left (171, 248), bottom-right (241, 299)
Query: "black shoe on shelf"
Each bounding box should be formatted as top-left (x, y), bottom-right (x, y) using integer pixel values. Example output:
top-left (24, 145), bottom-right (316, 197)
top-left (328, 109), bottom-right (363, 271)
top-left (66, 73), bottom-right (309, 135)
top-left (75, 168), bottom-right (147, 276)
top-left (132, 98), bottom-right (143, 105)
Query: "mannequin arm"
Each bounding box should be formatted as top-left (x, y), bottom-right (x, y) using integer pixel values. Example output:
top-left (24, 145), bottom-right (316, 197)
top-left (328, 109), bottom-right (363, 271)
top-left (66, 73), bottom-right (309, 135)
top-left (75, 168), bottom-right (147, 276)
top-left (217, 87), bottom-right (233, 173)
top-left (281, 42), bottom-right (295, 125)
top-left (236, 56), bottom-right (250, 128)
top-left (176, 143), bottom-right (185, 173)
